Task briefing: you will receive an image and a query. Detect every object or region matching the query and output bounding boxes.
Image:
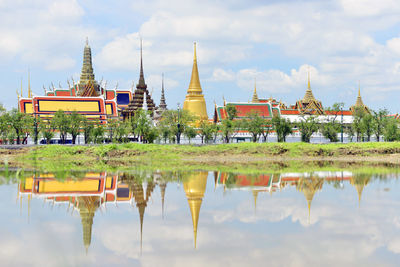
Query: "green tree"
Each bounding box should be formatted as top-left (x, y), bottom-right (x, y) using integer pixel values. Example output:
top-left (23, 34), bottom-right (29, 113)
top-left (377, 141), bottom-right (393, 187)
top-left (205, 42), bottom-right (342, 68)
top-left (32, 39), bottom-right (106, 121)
top-left (93, 122), bottom-right (105, 144)
top-left (346, 126), bottom-right (355, 142)
top-left (115, 121), bottom-right (130, 143)
top-left (159, 109), bottom-right (196, 144)
top-left (144, 126), bottom-right (159, 143)
top-left (383, 118), bottom-right (399, 142)
top-left (244, 111), bottom-right (265, 143)
top-left (39, 118), bottom-right (55, 144)
top-left (272, 116), bottom-right (292, 142)
top-left (298, 116), bottom-right (318, 143)
top-left (220, 119), bottom-right (241, 143)
top-left (69, 111), bottom-right (84, 144)
top-left (158, 122), bottom-right (171, 144)
top-left (226, 104), bottom-right (237, 120)
top-left (361, 113), bottom-right (374, 142)
top-left (210, 123), bottom-right (220, 143)
top-left (133, 109), bottom-right (152, 143)
top-left (52, 110), bottom-right (70, 144)
top-left (106, 118), bottom-right (119, 143)
top-left (198, 120), bottom-right (213, 144)
top-left (352, 107), bottom-right (367, 142)
top-left (82, 117), bottom-right (94, 144)
top-left (322, 103), bottom-right (343, 142)
top-left (184, 126), bottom-right (197, 144)
top-left (0, 112), bottom-right (10, 144)
top-left (372, 109), bottom-right (388, 142)
top-left (8, 109), bottom-right (32, 145)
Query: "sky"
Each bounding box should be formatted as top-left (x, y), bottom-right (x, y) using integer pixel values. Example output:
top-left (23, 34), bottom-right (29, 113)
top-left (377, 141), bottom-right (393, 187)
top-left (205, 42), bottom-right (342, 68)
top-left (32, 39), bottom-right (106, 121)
top-left (2, 0), bottom-right (400, 116)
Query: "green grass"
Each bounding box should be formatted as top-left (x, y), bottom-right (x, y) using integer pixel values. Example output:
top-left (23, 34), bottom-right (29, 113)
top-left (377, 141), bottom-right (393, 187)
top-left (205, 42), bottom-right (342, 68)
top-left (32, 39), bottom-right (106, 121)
top-left (3, 141), bottom-right (399, 174)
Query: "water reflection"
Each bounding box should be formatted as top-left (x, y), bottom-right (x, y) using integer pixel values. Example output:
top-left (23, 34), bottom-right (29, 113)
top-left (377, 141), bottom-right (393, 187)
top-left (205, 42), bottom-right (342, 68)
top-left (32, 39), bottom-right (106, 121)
top-left (10, 170), bottom-right (400, 265)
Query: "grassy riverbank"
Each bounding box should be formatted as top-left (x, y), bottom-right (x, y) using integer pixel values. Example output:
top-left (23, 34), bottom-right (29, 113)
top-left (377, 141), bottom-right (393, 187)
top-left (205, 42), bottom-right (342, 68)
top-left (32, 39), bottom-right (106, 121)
top-left (2, 142), bottom-right (400, 173)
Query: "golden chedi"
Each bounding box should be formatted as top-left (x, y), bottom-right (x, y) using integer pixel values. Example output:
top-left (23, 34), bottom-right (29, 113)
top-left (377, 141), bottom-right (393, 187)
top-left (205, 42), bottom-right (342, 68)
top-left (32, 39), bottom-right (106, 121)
top-left (183, 171), bottom-right (208, 248)
top-left (183, 42), bottom-right (208, 121)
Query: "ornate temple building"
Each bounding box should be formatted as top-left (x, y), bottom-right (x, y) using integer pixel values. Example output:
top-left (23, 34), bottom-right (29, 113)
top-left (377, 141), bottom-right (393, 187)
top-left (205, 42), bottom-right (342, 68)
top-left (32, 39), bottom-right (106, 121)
top-left (122, 41), bottom-right (157, 120)
top-left (183, 43), bottom-right (208, 121)
top-left (18, 38), bottom-right (162, 125)
top-left (350, 83), bottom-right (370, 113)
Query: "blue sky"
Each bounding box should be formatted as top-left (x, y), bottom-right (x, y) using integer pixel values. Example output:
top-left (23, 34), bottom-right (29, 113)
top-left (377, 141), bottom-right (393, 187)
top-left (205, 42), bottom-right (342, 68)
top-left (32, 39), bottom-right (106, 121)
top-left (2, 0), bottom-right (400, 115)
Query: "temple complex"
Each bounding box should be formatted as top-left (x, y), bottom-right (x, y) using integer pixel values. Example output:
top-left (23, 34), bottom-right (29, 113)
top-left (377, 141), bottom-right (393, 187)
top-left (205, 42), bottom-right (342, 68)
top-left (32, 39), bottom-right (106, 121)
top-left (183, 43), bottom-right (208, 121)
top-left (18, 38), bottom-right (163, 126)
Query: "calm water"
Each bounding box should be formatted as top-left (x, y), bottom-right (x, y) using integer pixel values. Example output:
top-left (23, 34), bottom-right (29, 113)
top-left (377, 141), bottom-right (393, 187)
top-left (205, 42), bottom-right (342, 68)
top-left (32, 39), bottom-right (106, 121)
top-left (1, 170), bottom-right (400, 266)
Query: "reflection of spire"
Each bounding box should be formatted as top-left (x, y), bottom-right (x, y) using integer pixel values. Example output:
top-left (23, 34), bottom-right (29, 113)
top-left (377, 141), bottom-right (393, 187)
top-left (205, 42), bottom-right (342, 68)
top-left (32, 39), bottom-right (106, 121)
top-left (297, 177), bottom-right (323, 223)
top-left (78, 196), bottom-right (100, 253)
top-left (252, 190), bottom-right (258, 214)
top-left (159, 182), bottom-right (167, 219)
top-left (183, 172), bottom-right (208, 249)
top-left (350, 175), bottom-right (370, 206)
top-left (132, 180), bottom-right (155, 255)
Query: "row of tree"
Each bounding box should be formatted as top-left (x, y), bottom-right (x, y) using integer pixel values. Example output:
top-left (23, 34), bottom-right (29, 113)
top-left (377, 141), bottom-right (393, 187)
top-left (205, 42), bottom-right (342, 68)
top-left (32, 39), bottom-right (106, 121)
top-left (0, 102), bottom-right (399, 145)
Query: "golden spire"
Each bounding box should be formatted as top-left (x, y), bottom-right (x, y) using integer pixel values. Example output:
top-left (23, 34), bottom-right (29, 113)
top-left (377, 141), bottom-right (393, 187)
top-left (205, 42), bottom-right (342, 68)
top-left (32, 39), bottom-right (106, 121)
top-left (79, 38), bottom-right (96, 87)
top-left (28, 69), bottom-right (31, 98)
top-left (16, 90), bottom-right (20, 111)
top-left (183, 172), bottom-right (208, 249)
top-left (355, 81), bottom-right (365, 107)
top-left (20, 78), bottom-right (23, 98)
top-left (252, 78), bottom-right (259, 103)
top-left (303, 70), bottom-right (316, 103)
top-left (188, 42), bottom-right (202, 94)
top-left (183, 42), bottom-right (208, 121)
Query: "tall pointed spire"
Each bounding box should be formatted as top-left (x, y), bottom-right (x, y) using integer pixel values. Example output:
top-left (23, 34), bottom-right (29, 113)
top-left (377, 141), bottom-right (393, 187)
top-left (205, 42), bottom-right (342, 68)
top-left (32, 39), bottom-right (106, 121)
top-left (355, 81), bottom-right (364, 107)
top-left (183, 42), bottom-right (208, 121)
top-left (303, 70), bottom-right (316, 103)
top-left (188, 42), bottom-right (202, 94)
top-left (79, 38), bottom-right (95, 86)
top-left (252, 78), bottom-right (259, 103)
top-left (159, 73), bottom-right (167, 110)
top-left (28, 69), bottom-right (31, 98)
top-left (138, 38), bottom-right (146, 88)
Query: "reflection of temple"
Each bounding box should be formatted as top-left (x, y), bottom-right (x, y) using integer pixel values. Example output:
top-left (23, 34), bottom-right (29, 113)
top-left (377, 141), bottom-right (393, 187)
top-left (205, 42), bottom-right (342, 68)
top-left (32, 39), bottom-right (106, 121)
top-left (215, 171), bottom-right (369, 216)
top-left (183, 171), bottom-right (208, 248)
top-left (18, 172), bottom-right (162, 253)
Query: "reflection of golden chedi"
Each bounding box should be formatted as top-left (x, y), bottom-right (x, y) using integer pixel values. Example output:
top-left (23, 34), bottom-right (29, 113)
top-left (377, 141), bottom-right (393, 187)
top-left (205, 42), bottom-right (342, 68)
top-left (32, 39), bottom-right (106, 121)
top-left (183, 42), bottom-right (208, 121)
top-left (183, 171), bottom-right (208, 248)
